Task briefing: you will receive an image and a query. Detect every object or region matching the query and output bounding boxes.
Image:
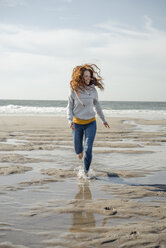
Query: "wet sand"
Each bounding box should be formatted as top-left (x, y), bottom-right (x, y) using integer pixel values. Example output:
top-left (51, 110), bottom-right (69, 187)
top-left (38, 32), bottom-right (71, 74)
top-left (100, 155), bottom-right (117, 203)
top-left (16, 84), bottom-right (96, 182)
top-left (0, 116), bottom-right (166, 247)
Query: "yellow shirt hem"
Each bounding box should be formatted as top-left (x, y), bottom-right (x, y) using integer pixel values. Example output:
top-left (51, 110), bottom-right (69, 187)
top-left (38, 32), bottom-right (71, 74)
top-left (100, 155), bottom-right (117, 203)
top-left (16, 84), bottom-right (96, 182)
top-left (73, 117), bottom-right (96, 125)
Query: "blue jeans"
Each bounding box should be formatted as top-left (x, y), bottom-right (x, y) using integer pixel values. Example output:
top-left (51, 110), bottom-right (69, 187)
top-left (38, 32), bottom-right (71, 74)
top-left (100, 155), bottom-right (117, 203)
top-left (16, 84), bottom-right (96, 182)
top-left (72, 120), bottom-right (97, 173)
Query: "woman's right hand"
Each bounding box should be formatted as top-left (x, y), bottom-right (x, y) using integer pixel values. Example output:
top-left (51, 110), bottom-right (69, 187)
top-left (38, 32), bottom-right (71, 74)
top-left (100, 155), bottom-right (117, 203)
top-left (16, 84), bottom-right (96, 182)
top-left (70, 122), bottom-right (76, 130)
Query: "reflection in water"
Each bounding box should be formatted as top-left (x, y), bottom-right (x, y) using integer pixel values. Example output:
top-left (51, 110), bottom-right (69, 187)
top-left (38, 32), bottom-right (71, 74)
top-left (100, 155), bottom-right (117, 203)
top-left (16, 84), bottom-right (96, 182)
top-left (70, 182), bottom-right (96, 232)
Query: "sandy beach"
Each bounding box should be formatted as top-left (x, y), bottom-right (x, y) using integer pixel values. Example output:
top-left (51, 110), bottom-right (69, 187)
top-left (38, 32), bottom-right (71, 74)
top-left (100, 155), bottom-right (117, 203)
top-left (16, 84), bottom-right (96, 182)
top-left (0, 116), bottom-right (166, 248)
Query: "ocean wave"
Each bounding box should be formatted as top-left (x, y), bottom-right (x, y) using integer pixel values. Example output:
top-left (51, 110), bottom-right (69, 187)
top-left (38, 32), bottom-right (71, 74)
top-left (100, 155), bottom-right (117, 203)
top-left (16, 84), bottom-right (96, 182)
top-left (0, 104), bottom-right (166, 119)
top-left (0, 104), bottom-right (67, 115)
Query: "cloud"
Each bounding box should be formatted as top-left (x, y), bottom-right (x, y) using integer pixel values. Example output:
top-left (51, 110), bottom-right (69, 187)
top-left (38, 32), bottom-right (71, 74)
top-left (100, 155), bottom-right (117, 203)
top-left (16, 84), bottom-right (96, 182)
top-left (0, 0), bottom-right (73, 8)
top-left (0, 23), bottom-right (99, 57)
top-left (0, 18), bottom-right (166, 100)
top-left (0, 0), bottom-right (27, 7)
top-left (59, 0), bottom-right (73, 3)
top-left (95, 16), bottom-right (159, 37)
top-left (144, 15), bottom-right (155, 32)
top-left (1, 17), bottom-right (165, 59)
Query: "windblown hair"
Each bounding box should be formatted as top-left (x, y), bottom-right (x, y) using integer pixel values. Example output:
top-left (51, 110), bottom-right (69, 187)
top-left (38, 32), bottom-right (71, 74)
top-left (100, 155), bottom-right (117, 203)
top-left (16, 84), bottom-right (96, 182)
top-left (70, 64), bottom-right (104, 95)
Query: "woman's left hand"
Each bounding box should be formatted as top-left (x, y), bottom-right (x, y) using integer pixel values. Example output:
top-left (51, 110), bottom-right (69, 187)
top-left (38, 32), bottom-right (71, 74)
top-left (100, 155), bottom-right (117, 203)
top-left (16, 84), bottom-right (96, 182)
top-left (104, 122), bottom-right (110, 128)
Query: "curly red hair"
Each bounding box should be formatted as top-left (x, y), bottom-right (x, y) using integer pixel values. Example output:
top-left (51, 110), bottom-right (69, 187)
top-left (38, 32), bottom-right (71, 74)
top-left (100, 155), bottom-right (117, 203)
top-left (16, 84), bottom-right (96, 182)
top-left (70, 64), bottom-right (104, 95)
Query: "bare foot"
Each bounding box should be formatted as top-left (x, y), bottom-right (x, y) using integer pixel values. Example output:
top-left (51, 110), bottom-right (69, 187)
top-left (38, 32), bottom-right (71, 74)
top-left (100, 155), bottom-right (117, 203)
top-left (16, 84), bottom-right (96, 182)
top-left (84, 171), bottom-right (88, 177)
top-left (78, 151), bottom-right (83, 160)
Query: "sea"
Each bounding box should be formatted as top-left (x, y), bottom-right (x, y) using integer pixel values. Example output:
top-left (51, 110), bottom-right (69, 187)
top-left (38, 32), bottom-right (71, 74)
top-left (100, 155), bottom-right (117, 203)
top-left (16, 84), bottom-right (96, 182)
top-left (0, 99), bottom-right (166, 120)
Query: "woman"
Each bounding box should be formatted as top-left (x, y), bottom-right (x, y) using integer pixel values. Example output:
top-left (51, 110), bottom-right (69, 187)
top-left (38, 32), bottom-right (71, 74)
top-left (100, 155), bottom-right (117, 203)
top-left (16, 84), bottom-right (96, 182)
top-left (67, 64), bottom-right (110, 177)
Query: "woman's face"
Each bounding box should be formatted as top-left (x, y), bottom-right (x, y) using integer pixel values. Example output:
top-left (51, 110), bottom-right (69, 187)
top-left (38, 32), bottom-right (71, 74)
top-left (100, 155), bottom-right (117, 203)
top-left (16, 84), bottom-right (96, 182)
top-left (83, 70), bottom-right (91, 85)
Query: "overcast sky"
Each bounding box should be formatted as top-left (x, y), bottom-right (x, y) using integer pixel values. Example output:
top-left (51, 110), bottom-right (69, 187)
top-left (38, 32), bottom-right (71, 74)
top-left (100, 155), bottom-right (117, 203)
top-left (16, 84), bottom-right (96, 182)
top-left (0, 0), bottom-right (166, 101)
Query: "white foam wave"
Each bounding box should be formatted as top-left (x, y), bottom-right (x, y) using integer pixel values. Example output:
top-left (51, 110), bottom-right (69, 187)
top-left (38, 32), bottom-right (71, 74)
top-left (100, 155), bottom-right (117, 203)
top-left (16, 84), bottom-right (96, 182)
top-left (0, 104), bottom-right (67, 116)
top-left (0, 105), bottom-right (166, 119)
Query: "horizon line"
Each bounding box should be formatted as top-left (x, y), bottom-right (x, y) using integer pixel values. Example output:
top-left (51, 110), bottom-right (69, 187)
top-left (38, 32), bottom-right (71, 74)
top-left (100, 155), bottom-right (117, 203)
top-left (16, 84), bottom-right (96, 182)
top-left (0, 98), bottom-right (166, 102)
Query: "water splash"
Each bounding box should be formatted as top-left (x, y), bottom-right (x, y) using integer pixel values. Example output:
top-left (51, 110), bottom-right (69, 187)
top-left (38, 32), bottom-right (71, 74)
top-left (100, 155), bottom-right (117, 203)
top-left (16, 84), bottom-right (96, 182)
top-left (76, 166), bottom-right (97, 180)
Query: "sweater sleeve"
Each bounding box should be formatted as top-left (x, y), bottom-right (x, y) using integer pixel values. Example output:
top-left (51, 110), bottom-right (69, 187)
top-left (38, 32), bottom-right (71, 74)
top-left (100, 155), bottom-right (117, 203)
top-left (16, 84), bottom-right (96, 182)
top-left (93, 89), bottom-right (106, 123)
top-left (67, 90), bottom-right (74, 124)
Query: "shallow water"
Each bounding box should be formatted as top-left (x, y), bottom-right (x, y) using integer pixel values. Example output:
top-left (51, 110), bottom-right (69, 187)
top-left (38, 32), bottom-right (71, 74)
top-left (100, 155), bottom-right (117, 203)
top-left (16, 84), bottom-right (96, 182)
top-left (0, 177), bottom-right (118, 248)
top-left (0, 119), bottom-right (166, 247)
top-left (123, 120), bottom-right (166, 132)
top-left (1, 168), bottom-right (166, 248)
